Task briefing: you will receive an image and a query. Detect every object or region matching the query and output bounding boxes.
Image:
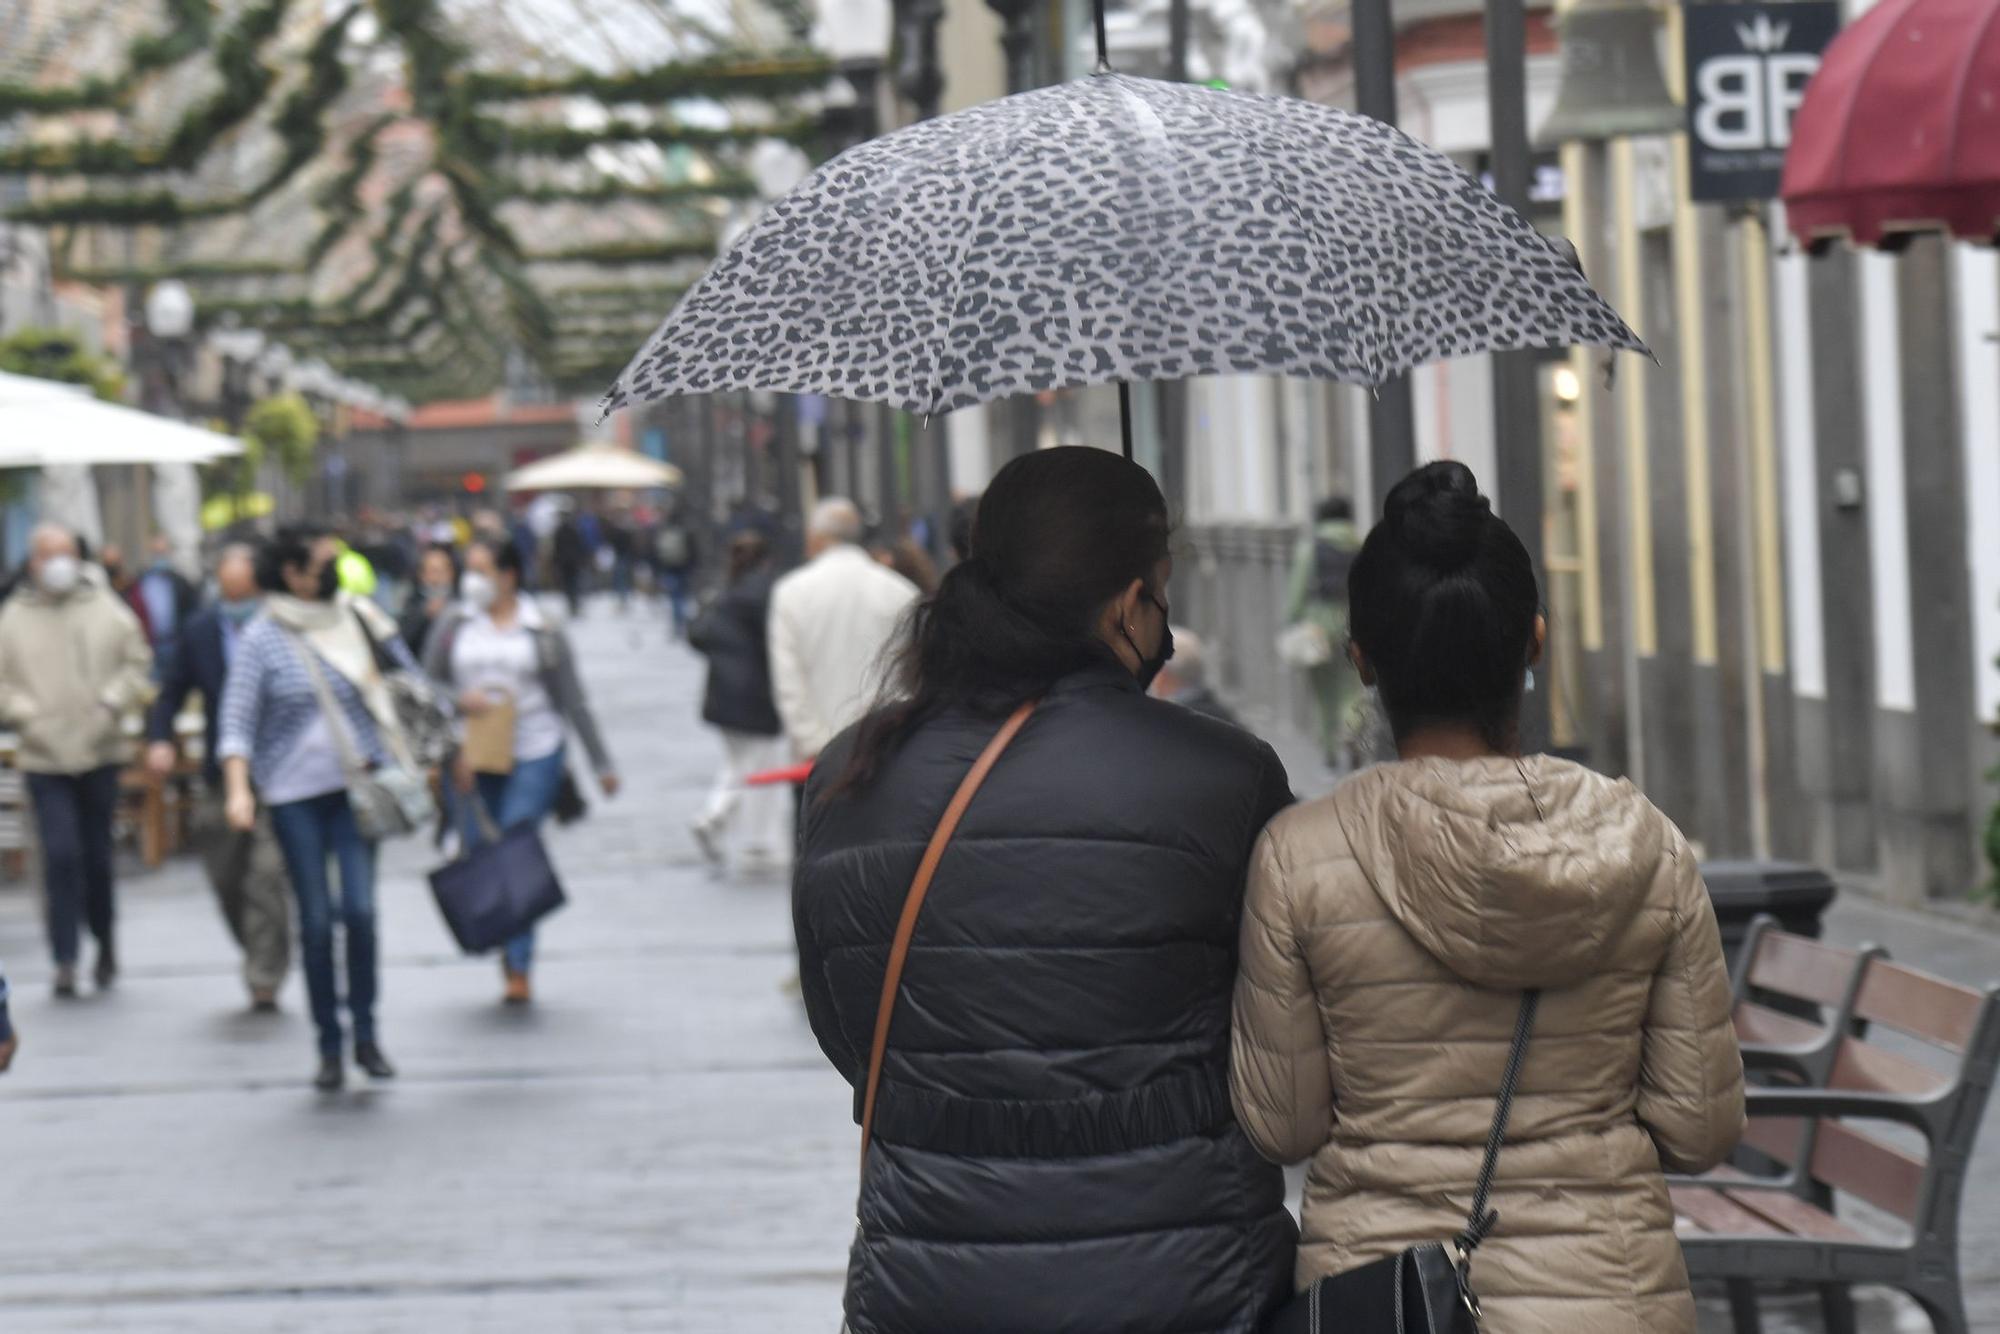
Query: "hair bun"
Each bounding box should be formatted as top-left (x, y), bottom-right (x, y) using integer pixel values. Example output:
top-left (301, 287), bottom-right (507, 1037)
top-left (1382, 460), bottom-right (1490, 571)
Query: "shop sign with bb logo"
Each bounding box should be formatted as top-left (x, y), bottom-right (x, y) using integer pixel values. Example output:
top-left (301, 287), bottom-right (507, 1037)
top-left (1683, 2), bottom-right (1841, 202)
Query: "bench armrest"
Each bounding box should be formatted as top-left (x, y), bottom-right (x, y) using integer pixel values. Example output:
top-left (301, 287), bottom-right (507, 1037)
top-left (1744, 1087), bottom-right (1937, 1134)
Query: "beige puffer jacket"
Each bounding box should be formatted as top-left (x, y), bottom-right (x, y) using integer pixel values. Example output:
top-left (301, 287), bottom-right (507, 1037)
top-left (1231, 756), bottom-right (1743, 1333)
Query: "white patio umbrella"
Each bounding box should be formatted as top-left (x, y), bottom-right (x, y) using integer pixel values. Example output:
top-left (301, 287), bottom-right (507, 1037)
top-left (0, 371), bottom-right (244, 466)
top-left (503, 443), bottom-right (683, 492)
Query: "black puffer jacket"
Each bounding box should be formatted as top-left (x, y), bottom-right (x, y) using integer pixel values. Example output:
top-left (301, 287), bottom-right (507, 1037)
top-left (796, 664), bottom-right (1298, 1334)
top-left (688, 565), bottom-right (781, 736)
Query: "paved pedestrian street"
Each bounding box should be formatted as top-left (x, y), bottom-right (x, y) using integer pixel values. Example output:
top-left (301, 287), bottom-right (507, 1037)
top-left (0, 610), bottom-right (1993, 1332)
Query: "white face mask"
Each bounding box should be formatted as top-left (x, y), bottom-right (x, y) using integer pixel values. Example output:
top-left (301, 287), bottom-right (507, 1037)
top-left (460, 570), bottom-right (498, 611)
top-left (37, 555), bottom-right (80, 596)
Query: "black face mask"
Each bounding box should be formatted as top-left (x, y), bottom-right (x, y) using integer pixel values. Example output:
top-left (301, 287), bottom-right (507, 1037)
top-left (1121, 591), bottom-right (1175, 690)
top-left (315, 561), bottom-right (339, 601)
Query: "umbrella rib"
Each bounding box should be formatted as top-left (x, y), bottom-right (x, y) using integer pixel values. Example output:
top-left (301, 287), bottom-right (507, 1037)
top-left (1174, 86), bottom-right (1389, 383)
top-left (924, 116), bottom-right (1035, 417)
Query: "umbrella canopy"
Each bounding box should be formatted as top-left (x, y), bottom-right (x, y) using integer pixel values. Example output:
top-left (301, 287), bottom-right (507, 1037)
top-left (0, 371), bottom-right (244, 466)
top-left (0, 370), bottom-right (88, 402)
top-left (504, 443), bottom-right (684, 493)
top-left (602, 73), bottom-right (1645, 424)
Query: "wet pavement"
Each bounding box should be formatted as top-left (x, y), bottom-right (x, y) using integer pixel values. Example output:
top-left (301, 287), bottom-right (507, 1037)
top-left (0, 603), bottom-right (1992, 1331)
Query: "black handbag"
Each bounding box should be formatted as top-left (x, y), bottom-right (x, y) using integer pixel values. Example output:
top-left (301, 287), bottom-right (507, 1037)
top-left (426, 797), bottom-right (567, 954)
top-left (1268, 992), bottom-right (1540, 1334)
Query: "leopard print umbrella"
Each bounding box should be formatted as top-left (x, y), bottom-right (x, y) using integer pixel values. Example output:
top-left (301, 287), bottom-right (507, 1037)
top-left (600, 73), bottom-right (1647, 421)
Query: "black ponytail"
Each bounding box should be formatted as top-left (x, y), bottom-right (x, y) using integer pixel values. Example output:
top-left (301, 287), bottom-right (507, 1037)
top-left (1348, 461), bottom-right (1539, 753)
top-left (830, 446), bottom-right (1171, 797)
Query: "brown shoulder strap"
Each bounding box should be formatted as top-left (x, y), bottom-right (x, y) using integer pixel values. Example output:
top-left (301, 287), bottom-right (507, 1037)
top-left (859, 699), bottom-right (1038, 1168)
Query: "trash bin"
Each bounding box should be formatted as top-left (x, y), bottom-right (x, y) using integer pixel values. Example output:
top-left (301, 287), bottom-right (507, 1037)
top-left (1699, 859), bottom-right (1839, 978)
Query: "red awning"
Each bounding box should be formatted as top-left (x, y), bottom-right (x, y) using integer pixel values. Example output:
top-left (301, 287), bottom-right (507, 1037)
top-left (1782, 0), bottom-right (2000, 249)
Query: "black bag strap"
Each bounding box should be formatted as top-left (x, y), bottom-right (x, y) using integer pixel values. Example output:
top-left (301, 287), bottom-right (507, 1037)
top-left (1456, 989), bottom-right (1540, 1254)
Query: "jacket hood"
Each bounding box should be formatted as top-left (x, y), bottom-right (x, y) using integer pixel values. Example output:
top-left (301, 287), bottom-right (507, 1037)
top-left (1332, 755), bottom-right (1670, 991)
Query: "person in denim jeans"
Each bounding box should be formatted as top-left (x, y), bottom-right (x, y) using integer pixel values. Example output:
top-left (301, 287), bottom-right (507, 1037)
top-left (423, 537), bottom-right (617, 1005)
top-left (219, 527), bottom-right (418, 1092)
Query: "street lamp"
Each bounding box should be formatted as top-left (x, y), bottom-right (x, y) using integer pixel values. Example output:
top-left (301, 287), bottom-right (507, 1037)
top-left (984, 0), bottom-right (1042, 94)
top-left (894, 0), bottom-right (946, 121)
top-left (139, 279), bottom-right (198, 420)
top-left (815, 0), bottom-right (893, 139)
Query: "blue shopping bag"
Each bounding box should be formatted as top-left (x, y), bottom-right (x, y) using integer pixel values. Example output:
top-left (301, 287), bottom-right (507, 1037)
top-left (427, 806), bottom-right (566, 954)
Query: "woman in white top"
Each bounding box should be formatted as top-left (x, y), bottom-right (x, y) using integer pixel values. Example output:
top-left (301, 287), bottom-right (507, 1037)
top-left (422, 538), bottom-right (618, 1005)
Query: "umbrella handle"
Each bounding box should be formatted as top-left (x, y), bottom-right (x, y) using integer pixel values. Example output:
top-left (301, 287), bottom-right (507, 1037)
top-left (1119, 381), bottom-right (1134, 461)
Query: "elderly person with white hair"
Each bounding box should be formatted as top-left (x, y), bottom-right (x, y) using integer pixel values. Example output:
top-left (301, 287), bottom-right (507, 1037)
top-left (0, 523), bottom-right (154, 996)
top-left (1150, 625), bottom-right (1245, 729)
top-left (766, 498), bottom-right (918, 765)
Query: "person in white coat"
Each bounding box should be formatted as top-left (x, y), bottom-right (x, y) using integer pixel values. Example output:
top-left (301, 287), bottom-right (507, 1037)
top-left (766, 499), bottom-right (917, 765)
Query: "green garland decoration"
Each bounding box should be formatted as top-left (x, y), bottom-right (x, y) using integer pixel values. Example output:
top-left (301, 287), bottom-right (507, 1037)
top-left (527, 237), bottom-right (717, 267)
top-left (0, 328), bottom-right (129, 401)
top-left (6, 192), bottom-right (238, 226)
top-left (490, 115), bottom-right (820, 159)
top-left (303, 114), bottom-right (395, 268)
top-left (494, 174), bottom-right (757, 206)
top-left (54, 258), bottom-right (300, 284)
top-left (548, 285), bottom-right (688, 318)
top-left (0, 0), bottom-right (215, 114)
top-left (6, 4), bottom-right (355, 230)
top-left (0, 0), bottom-right (289, 175)
top-left (461, 50), bottom-right (832, 104)
top-left (7, 0), bottom-right (824, 404)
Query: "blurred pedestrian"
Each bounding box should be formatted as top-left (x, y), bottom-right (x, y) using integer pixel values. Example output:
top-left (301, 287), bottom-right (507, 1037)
top-left (399, 543), bottom-right (460, 657)
top-left (0, 524), bottom-right (154, 997)
top-left (508, 510), bottom-right (539, 590)
top-left (948, 494), bottom-right (978, 565)
top-left (424, 538), bottom-right (619, 1005)
top-left (795, 448), bottom-right (1296, 1334)
top-left (552, 509), bottom-right (588, 618)
top-left (0, 958), bottom-right (14, 1072)
top-left (1232, 463), bottom-right (1742, 1333)
top-left (1151, 625), bottom-right (1241, 728)
top-left (688, 531), bottom-right (787, 871)
top-left (134, 535), bottom-right (199, 666)
top-left (146, 543), bottom-right (291, 1012)
top-left (767, 498), bottom-right (916, 765)
top-left (97, 543), bottom-right (154, 646)
top-left (218, 526), bottom-right (415, 1091)
top-left (333, 536), bottom-right (378, 601)
top-left (606, 510), bottom-right (637, 612)
top-left (1281, 496), bottom-right (1363, 771)
top-left (870, 536), bottom-right (939, 597)
top-left (651, 503), bottom-right (698, 639)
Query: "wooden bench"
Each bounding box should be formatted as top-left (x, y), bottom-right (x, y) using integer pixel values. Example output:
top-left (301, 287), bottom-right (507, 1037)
top-left (1731, 915), bottom-right (1884, 1087)
top-left (1673, 954), bottom-right (2000, 1334)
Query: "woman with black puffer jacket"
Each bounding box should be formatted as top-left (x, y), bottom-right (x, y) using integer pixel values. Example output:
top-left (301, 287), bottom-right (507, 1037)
top-left (795, 446), bottom-right (1298, 1334)
top-left (687, 530), bottom-right (788, 871)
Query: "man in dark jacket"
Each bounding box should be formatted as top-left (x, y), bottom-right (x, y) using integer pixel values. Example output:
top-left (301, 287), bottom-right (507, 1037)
top-left (552, 511), bottom-right (587, 618)
top-left (145, 544), bottom-right (289, 1010)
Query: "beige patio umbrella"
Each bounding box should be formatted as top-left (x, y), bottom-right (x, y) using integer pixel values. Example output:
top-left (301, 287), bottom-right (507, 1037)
top-left (503, 442), bottom-right (683, 492)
